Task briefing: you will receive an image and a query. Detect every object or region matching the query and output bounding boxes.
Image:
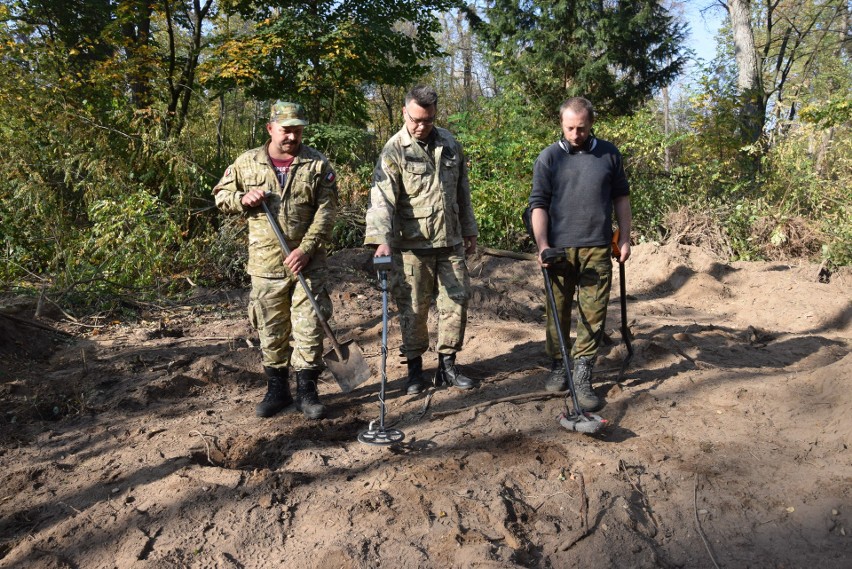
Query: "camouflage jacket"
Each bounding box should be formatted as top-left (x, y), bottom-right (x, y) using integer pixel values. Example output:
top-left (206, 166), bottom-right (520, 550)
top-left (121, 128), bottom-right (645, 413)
top-left (364, 125), bottom-right (478, 250)
top-left (213, 142), bottom-right (338, 278)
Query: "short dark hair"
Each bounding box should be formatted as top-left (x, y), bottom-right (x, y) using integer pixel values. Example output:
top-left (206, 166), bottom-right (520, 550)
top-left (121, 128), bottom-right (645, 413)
top-left (559, 97), bottom-right (595, 122)
top-left (405, 85), bottom-right (438, 109)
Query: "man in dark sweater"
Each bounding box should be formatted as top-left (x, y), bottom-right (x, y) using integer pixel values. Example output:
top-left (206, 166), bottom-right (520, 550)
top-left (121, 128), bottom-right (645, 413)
top-left (529, 97), bottom-right (632, 411)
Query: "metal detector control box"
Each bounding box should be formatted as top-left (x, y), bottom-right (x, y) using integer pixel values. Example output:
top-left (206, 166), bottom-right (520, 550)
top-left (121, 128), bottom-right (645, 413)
top-left (373, 255), bottom-right (392, 271)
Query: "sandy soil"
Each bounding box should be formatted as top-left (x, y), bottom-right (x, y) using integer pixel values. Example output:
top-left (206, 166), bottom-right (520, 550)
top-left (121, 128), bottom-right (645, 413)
top-left (1, 243), bottom-right (850, 569)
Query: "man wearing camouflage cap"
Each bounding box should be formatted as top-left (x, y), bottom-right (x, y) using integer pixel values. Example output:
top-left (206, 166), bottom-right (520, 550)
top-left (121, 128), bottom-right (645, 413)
top-left (214, 101), bottom-right (338, 420)
top-left (365, 85), bottom-right (479, 395)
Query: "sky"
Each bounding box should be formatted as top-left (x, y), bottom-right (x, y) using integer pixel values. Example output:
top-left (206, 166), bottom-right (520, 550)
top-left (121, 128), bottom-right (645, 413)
top-left (684, 2), bottom-right (726, 66)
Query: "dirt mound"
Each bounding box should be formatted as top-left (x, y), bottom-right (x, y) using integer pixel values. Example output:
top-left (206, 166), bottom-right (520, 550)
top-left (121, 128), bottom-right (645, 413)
top-left (0, 245), bottom-right (849, 568)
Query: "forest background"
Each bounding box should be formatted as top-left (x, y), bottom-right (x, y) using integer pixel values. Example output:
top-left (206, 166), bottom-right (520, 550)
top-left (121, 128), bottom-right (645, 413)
top-left (1, 0), bottom-right (850, 314)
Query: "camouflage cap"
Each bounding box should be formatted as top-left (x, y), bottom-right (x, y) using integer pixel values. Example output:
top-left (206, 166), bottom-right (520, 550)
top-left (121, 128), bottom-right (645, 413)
top-left (270, 100), bottom-right (309, 126)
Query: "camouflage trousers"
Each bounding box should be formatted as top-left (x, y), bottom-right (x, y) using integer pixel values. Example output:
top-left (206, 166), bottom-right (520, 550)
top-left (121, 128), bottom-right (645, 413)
top-left (544, 246), bottom-right (612, 361)
top-left (248, 271), bottom-right (332, 371)
top-left (391, 244), bottom-right (470, 361)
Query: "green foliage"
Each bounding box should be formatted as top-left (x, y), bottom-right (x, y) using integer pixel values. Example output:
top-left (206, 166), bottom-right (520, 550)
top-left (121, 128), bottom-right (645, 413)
top-left (0, 7), bottom-right (221, 307)
top-left (600, 108), bottom-right (684, 238)
top-left (84, 191), bottom-right (184, 287)
top-left (303, 124), bottom-right (376, 167)
top-left (329, 163), bottom-right (372, 251)
top-left (756, 120), bottom-right (852, 266)
top-left (800, 97), bottom-right (852, 129)
top-left (2, 0), bottom-right (850, 325)
top-left (202, 0), bottom-right (454, 125)
top-left (452, 92), bottom-right (553, 250)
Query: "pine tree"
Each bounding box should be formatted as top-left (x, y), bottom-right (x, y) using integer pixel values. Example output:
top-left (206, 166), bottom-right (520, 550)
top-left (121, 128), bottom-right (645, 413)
top-left (466, 0), bottom-right (688, 116)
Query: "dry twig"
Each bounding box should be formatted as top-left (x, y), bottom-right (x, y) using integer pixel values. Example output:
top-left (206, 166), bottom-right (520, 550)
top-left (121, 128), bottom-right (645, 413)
top-left (694, 474), bottom-right (721, 569)
top-left (191, 430), bottom-right (214, 465)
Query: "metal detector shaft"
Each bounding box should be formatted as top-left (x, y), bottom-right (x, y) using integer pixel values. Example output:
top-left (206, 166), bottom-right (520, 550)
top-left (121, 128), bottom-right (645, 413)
top-left (617, 260), bottom-right (633, 380)
top-left (540, 253), bottom-right (585, 418)
top-left (376, 267), bottom-right (389, 430)
top-left (358, 258), bottom-right (404, 445)
top-left (261, 200), bottom-right (345, 360)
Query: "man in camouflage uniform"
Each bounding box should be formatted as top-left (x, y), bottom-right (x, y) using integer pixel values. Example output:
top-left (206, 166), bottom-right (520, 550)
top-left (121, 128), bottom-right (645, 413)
top-left (214, 101), bottom-right (338, 420)
top-left (365, 85), bottom-right (479, 395)
top-left (529, 97), bottom-right (632, 411)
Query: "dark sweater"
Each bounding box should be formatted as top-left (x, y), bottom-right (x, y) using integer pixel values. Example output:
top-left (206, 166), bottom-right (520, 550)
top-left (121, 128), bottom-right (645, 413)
top-left (529, 138), bottom-right (630, 248)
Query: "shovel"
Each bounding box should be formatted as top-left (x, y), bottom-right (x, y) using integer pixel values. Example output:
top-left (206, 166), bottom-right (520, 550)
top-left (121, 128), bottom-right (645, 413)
top-left (611, 229), bottom-right (633, 381)
top-left (261, 200), bottom-right (371, 392)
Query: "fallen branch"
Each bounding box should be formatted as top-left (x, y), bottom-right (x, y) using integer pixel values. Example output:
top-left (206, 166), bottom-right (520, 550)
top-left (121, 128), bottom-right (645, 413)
top-left (559, 470), bottom-right (591, 551)
top-left (0, 312), bottom-right (73, 336)
top-left (429, 390), bottom-right (564, 419)
top-left (481, 247), bottom-right (536, 261)
top-left (577, 470), bottom-right (589, 532)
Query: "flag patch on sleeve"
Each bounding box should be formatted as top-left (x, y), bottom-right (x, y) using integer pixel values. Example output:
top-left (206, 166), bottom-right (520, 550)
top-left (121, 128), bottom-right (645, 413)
top-left (325, 171), bottom-right (336, 183)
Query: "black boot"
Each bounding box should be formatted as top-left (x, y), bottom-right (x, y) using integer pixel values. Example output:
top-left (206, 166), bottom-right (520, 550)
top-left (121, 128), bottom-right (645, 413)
top-left (434, 353), bottom-right (477, 389)
top-left (545, 359), bottom-right (568, 392)
top-left (572, 357), bottom-right (603, 411)
top-left (403, 356), bottom-right (426, 395)
top-left (295, 369), bottom-right (326, 420)
top-left (256, 366), bottom-right (292, 418)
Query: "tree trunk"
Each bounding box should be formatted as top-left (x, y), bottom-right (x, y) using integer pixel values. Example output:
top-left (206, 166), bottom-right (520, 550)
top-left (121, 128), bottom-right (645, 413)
top-left (164, 0), bottom-right (213, 139)
top-left (662, 85), bottom-right (671, 172)
top-left (120, 0), bottom-right (153, 110)
top-left (727, 0), bottom-right (765, 144)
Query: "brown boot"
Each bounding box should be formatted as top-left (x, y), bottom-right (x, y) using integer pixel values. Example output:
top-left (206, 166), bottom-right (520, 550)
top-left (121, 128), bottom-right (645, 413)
top-left (572, 357), bottom-right (603, 411)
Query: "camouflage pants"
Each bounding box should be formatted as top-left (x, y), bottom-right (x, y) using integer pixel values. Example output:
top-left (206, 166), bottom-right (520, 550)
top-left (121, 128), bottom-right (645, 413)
top-left (391, 245), bottom-right (470, 360)
top-left (248, 270), bottom-right (332, 371)
top-left (545, 246), bottom-right (612, 361)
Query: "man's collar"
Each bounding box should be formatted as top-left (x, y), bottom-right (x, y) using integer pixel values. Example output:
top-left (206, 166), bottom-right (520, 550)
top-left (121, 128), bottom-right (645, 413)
top-left (401, 125), bottom-right (437, 147)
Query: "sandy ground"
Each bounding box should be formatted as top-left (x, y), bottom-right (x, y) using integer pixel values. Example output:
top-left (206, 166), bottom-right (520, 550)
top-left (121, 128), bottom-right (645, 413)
top-left (1, 243), bottom-right (850, 569)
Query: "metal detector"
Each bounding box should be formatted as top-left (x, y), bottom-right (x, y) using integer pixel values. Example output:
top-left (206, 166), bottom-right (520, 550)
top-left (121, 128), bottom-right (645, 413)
top-left (540, 248), bottom-right (608, 434)
top-left (358, 255), bottom-right (405, 446)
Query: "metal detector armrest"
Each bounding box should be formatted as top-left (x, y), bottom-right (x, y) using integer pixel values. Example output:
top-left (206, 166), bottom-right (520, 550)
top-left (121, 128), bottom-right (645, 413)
top-left (541, 247), bottom-right (565, 264)
top-left (373, 255), bottom-right (393, 271)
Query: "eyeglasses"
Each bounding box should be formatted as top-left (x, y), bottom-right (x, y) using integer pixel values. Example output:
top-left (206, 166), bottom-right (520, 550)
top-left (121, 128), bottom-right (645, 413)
top-left (404, 108), bottom-right (436, 126)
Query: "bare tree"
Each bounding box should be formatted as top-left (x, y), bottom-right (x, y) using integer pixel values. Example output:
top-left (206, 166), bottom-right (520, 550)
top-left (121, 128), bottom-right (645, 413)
top-left (722, 0), bottom-right (764, 144)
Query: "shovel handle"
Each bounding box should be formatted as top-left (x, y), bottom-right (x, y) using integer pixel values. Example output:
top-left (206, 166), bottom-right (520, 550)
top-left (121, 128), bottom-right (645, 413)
top-left (611, 228), bottom-right (621, 259)
top-left (260, 200), bottom-right (344, 357)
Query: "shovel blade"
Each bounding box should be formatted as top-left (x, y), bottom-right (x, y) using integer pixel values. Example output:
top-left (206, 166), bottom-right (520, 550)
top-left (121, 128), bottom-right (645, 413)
top-left (323, 340), bottom-right (372, 393)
